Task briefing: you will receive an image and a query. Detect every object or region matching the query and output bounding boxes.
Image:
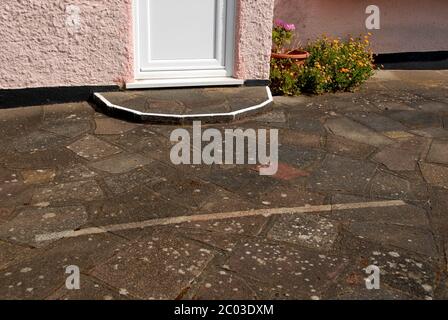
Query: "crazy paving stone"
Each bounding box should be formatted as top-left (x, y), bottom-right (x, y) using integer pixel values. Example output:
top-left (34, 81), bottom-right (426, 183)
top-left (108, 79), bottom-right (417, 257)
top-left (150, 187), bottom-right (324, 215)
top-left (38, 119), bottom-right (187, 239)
top-left (0, 234), bottom-right (125, 300)
top-left (0, 240), bottom-right (33, 269)
top-left (325, 117), bottom-right (393, 147)
top-left (67, 135), bottom-right (122, 161)
top-left (336, 232), bottom-right (438, 299)
top-left (373, 147), bottom-right (419, 171)
top-left (387, 110), bottom-right (441, 129)
top-left (21, 169), bottom-right (56, 184)
top-left (426, 140), bottom-right (448, 165)
top-left (41, 120), bottom-right (91, 138)
top-left (420, 163), bottom-right (448, 188)
top-left (0, 206), bottom-right (88, 247)
top-left (32, 180), bottom-right (104, 203)
top-left (267, 214), bottom-right (339, 251)
top-left (89, 153), bottom-right (152, 174)
top-left (192, 268), bottom-right (257, 300)
top-left (103, 168), bottom-right (162, 194)
top-left (308, 154), bottom-right (377, 194)
top-left (56, 164), bottom-right (98, 182)
top-left (92, 229), bottom-right (216, 300)
top-left (346, 222), bottom-right (437, 257)
top-left (225, 238), bottom-right (350, 299)
top-left (411, 127), bottom-right (448, 139)
top-left (15, 131), bottom-right (69, 153)
top-left (370, 171), bottom-right (427, 200)
top-left (325, 135), bottom-right (376, 159)
top-left (94, 117), bottom-right (139, 135)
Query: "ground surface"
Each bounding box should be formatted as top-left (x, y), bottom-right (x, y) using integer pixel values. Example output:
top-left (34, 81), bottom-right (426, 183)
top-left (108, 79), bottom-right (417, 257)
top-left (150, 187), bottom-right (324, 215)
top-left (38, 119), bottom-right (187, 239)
top-left (0, 70), bottom-right (447, 300)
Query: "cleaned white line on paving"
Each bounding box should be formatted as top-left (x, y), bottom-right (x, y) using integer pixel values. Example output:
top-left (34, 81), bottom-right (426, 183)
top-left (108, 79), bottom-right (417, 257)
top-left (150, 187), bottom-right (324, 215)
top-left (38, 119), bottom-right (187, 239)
top-left (35, 200), bottom-right (406, 242)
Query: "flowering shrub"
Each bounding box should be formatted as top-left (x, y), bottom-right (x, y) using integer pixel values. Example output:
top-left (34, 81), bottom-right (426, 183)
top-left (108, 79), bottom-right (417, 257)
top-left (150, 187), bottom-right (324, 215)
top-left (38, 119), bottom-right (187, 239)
top-left (272, 19), bottom-right (296, 53)
top-left (296, 35), bottom-right (375, 94)
top-left (270, 29), bottom-right (376, 95)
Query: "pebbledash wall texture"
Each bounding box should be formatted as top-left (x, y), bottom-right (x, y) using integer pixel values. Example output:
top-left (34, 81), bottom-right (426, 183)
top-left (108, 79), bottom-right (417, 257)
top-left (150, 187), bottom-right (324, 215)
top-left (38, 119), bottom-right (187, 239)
top-left (0, 0), bottom-right (275, 90)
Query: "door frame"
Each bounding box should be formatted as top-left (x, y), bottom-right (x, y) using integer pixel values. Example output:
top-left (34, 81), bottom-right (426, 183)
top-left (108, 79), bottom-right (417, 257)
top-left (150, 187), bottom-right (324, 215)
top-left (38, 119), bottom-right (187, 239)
top-left (132, 0), bottom-right (237, 81)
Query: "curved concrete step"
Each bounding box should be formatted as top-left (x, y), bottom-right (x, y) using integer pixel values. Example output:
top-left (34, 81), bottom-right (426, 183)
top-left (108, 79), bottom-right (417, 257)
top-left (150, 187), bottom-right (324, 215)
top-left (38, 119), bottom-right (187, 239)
top-left (92, 86), bottom-right (273, 124)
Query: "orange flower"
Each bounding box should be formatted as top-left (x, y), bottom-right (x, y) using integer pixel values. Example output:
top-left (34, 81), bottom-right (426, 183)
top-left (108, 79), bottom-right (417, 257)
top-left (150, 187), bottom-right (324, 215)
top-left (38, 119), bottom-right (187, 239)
top-left (340, 68), bottom-right (350, 73)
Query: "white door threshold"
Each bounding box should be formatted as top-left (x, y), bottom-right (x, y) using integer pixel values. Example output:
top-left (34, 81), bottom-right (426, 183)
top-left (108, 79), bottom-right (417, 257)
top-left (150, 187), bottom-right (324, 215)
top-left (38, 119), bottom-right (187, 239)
top-left (126, 77), bottom-right (244, 89)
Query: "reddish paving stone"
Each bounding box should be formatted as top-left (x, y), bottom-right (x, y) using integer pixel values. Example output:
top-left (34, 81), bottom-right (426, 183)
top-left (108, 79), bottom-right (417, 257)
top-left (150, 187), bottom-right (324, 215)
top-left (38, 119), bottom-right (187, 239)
top-left (427, 140), bottom-right (448, 165)
top-left (252, 163), bottom-right (310, 181)
top-left (32, 180), bottom-right (104, 204)
top-left (373, 147), bottom-right (419, 171)
top-left (94, 118), bottom-right (139, 135)
top-left (89, 153), bottom-right (152, 174)
top-left (325, 135), bottom-right (376, 159)
top-left (21, 169), bottom-right (56, 185)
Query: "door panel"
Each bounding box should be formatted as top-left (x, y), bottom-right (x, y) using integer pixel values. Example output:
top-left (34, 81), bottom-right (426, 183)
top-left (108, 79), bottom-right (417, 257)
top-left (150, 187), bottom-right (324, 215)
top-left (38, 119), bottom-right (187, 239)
top-left (135, 0), bottom-right (235, 79)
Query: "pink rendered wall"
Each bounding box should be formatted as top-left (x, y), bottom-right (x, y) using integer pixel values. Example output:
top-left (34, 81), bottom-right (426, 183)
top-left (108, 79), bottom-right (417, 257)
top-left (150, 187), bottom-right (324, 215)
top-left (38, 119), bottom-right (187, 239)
top-left (0, 0), bottom-right (134, 90)
top-left (274, 0), bottom-right (448, 54)
top-left (0, 0), bottom-right (275, 90)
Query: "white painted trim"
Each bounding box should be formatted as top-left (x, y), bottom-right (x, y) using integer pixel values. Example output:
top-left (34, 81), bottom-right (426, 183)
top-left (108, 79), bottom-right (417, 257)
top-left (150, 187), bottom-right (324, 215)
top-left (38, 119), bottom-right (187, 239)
top-left (126, 77), bottom-right (243, 89)
top-left (36, 200), bottom-right (406, 242)
top-left (94, 86), bottom-right (273, 119)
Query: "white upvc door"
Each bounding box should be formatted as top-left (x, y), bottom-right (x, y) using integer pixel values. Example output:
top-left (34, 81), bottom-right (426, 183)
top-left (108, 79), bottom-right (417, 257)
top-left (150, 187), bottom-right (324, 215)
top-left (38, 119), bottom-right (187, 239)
top-left (134, 0), bottom-right (236, 80)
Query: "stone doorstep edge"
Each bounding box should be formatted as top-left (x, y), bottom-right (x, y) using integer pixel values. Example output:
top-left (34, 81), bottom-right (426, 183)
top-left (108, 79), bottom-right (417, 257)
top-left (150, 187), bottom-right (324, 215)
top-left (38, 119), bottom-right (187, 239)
top-left (92, 86), bottom-right (274, 124)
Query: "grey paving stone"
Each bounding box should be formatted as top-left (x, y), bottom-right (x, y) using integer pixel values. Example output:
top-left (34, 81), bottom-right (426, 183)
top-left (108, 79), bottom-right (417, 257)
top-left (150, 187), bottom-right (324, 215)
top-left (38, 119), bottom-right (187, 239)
top-left (225, 238), bottom-right (350, 299)
top-left (387, 110), bottom-right (441, 129)
top-left (373, 147), bottom-right (419, 171)
top-left (0, 234), bottom-right (125, 300)
top-left (89, 187), bottom-right (188, 225)
top-left (267, 214), bottom-right (339, 250)
top-left (325, 135), bottom-right (376, 159)
top-left (370, 171), bottom-right (427, 200)
top-left (347, 222), bottom-right (437, 257)
top-left (56, 163), bottom-right (98, 182)
top-left (278, 145), bottom-right (325, 170)
top-left (420, 162), bottom-right (448, 188)
top-left (92, 229), bottom-right (215, 300)
top-left (415, 101), bottom-right (448, 113)
top-left (15, 131), bottom-right (69, 153)
top-left (67, 135), bottom-right (122, 161)
top-left (41, 120), bottom-right (91, 138)
top-left (411, 127), bottom-right (448, 139)
top-left (192, 268), bottom-right (257, 300)
top-left (0, 240), bottom-right (33, 269)
top-left (325, 117), bottom-right (393, 147)
top-left (48, 275), bottom-right (129, 300)
top-left (347, 112), bottom-right (407, 132)
top-left (94, 118), bottom-right (139, 135)
top-left (427, 140), bottom-right (448, 165)
top-left (103, 168), bottom-right (162, 195)
top-left (0, 206), bottom-right (88, 247)
top-left (89, 153), bottom-right (152, 174)
top-left (42, 103), bottom-right (94, 122)
top-left (336, 231), bottom-right (438, 299)
top-left (279, 129), bottom-right (321, 149)
top-left (2, 148), bottom-right (75, 170)
top-left (32, 180), bottom-right (104, 204)
top-left (309, 154), bottom-right (377, 194)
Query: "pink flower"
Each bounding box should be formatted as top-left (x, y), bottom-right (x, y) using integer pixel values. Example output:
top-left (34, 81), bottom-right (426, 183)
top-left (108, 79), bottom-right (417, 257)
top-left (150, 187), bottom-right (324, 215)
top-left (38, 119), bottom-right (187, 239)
top-left (274, 19), bottom-right (295, 31)
top-left (284, 23), bottom-right (296, 31)
top-left (274, 19), bottom-right (285, 28)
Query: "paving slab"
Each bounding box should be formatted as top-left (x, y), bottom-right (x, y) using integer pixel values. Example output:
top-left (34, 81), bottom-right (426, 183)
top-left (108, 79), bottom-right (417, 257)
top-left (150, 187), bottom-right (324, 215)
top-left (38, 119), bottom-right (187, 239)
top-left (21, 169), bottom-right (56, 185)
top-left (325, 117), bottom-right (393, 147)
top-left (373, 146), bottom-right (419, 171)
top-left (336, 232), bottom-right (439, 299)
top-left (0, 206), bottom-right (88, 247)
top-left (31, 180), bottom-right (104, 204)
top-left (56, 163), bottom-right (98, 182)
top-left (267, 214), bottom-right (339, 251)
top-left (427, 140), bottom-right (448, 165)
top-left (94, 117), bottom-right (139, 135)
top-left (89, 153), bottom-right (152, 174)
top-left (325, 135), bottom-right (376, 159)
top-left (411, 127), bottom-right (448, 139)
top-left (41, 120), bottom-right (91, 138)
top-left (0, 234), bottom-right (125, 300)
top-left (370, 170), bottom-right (428, 200)
top-left (225, 238), bottom-right (350, 300)
top-left (67, 135), bottom-right (122, 161)
top-left (420, 162), bottom-right (448, 188)
top-left (15, 131), bottom-right (69, 153)
top-left (309, 154), bottom-right (377, 194)
top-left (388, 110), bottom-right (442, 129)
top-left (92, 229), bottom-right (216, 300)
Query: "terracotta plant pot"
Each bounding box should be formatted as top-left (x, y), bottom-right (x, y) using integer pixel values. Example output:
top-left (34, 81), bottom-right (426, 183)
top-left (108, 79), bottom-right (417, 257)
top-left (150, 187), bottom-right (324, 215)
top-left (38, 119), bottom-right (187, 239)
top-left (271, 49), bottom-right (310, 67)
